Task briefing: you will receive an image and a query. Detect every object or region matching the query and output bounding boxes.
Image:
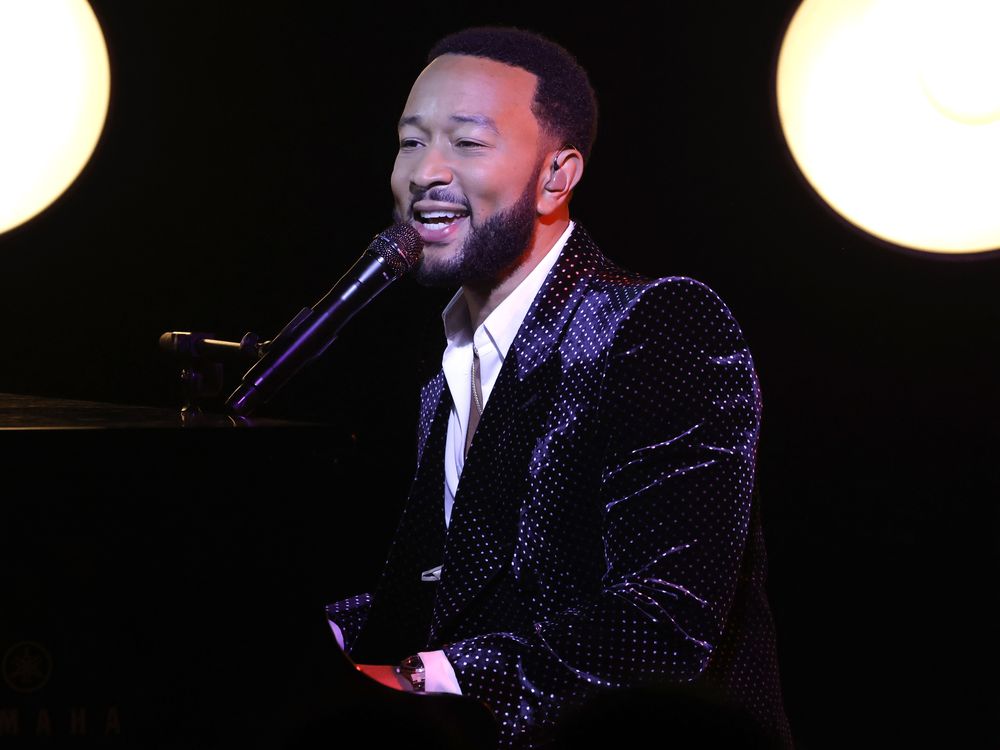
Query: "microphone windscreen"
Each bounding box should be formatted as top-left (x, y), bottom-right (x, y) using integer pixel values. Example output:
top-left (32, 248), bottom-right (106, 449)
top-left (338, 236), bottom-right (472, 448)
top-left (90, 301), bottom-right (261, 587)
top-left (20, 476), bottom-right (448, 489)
top-left (368, 223), bottom-right (423, 277)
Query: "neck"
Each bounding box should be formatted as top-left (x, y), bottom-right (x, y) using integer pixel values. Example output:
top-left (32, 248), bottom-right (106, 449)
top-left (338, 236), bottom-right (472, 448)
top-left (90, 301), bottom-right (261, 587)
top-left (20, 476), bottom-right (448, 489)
top-left (462, 214), bottom-right (570, 331)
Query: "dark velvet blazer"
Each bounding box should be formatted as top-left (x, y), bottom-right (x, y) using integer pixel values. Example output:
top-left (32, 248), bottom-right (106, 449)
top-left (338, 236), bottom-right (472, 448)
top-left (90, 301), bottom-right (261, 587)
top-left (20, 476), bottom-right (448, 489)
top-left (327, 223), bottom-right (792, 749)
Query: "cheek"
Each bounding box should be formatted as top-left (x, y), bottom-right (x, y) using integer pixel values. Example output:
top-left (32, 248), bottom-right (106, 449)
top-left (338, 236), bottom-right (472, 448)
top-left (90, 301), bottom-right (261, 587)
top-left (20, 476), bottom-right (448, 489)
top-left (464, 165), bottom-right (518, 207)
top-left (468, 171), bottom-right (533, 218)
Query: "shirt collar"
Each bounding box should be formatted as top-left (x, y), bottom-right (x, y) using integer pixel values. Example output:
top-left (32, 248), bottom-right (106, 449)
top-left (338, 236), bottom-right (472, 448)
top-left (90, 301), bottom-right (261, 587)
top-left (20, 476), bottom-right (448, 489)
top-left (441, 220), bottom-right (574, 357)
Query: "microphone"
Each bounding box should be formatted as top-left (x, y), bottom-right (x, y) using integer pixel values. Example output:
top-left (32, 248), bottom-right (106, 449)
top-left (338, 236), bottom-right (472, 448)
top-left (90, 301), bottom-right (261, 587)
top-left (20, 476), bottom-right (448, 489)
top-left (225, 223), bottom-right (423, 417)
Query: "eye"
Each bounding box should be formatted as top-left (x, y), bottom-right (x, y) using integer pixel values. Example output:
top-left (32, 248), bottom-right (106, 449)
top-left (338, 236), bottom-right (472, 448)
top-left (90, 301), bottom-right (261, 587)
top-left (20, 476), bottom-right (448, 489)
top-left (455, 139), bottom-right (487, 150)
top-left (399, 138), bottom-right (422, 150)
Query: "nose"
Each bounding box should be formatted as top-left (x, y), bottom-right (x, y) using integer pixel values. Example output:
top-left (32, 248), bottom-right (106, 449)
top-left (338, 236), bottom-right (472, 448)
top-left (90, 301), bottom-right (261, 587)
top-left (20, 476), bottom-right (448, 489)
top-left (409, 143), bottom-right (453, 193)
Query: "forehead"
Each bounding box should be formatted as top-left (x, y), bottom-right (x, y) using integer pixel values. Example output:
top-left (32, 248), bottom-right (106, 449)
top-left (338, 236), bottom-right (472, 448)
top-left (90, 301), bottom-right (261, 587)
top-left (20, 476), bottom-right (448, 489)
top-left (400, 54), bottom-right (539, 133)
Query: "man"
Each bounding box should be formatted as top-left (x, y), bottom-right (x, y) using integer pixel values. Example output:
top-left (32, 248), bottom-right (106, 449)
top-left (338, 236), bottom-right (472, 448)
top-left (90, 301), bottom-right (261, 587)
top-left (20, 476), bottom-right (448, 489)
top-left (326, 25), bottom-right (792, 749)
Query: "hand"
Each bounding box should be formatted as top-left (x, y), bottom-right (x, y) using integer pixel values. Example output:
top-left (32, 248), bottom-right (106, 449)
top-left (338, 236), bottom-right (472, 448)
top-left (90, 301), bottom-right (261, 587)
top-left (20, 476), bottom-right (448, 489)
top-left (355, 663), bottom-right (413, 692)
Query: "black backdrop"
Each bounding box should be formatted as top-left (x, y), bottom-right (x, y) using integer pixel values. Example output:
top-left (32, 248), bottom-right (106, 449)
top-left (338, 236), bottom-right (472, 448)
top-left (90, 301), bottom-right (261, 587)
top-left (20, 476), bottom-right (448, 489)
top-left (0, 3), bottom-right (996, 747)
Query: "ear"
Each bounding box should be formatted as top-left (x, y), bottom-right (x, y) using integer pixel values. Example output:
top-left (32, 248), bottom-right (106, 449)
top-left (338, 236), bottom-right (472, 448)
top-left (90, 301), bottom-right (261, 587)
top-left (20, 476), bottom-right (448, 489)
top-left (537, 146), bottom-right (584, 216)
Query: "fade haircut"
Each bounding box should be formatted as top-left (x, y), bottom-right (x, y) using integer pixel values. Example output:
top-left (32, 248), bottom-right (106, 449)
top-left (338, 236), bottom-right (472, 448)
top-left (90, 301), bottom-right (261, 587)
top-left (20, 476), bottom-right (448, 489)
top-left (427, 26), bottom-right (599, 162)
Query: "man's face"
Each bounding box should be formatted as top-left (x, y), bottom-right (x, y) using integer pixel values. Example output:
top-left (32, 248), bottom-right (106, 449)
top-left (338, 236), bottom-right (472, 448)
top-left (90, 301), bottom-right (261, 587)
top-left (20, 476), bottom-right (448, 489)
top-left (391, 54), bottom-right (546, 288)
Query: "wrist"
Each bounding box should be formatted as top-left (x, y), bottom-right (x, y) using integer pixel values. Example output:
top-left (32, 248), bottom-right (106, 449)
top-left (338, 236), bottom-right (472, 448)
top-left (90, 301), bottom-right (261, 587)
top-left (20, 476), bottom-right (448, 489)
top-left (395, 653), bottom-right (425, 693)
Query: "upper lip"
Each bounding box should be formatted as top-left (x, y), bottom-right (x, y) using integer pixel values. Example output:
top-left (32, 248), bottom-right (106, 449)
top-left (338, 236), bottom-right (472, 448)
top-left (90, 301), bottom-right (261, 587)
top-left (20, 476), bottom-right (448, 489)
top-left (412, 202), bottom-right (469, 216)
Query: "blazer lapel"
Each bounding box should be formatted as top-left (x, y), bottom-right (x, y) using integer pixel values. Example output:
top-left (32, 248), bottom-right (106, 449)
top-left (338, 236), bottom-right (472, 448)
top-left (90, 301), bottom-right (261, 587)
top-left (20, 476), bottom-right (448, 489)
top-left (428, 224), bottom-right (605, 642)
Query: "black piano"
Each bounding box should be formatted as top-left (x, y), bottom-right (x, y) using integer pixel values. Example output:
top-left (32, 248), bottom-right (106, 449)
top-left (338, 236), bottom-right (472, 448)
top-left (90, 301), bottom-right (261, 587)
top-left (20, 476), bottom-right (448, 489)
top-left (0, 392), bottom-right (496, 748)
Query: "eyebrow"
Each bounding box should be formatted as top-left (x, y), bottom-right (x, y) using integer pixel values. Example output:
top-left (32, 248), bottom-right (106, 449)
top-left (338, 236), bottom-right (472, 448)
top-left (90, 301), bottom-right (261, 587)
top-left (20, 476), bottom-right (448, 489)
top-left (398, 113), bottom-right (501, 135)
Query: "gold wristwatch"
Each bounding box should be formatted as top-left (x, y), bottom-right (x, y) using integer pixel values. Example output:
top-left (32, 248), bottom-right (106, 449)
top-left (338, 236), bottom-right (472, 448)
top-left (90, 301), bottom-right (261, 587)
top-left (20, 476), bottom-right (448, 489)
top-left (395, 653), bottom-right (425, 692)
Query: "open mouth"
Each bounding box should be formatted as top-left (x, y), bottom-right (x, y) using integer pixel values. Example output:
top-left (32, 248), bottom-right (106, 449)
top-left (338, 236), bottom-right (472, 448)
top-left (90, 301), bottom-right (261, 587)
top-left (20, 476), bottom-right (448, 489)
top-left (414, 209), bottom-right (470, 230)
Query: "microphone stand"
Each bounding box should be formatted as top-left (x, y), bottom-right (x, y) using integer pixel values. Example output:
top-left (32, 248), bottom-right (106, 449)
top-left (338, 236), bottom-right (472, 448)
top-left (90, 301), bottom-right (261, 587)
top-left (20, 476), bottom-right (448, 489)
top-left (158, 330), bottom-right (264, 419)
top-left (159, 302), bottom-right (318, 421)
top-left (168, 223), bottom-right (423, 420)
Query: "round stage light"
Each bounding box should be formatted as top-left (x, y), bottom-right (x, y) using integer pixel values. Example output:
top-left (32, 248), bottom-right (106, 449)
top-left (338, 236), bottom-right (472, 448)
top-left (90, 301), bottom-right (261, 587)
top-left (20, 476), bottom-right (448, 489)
top-left (0, 0), bottom-right (111, 237)
top-left (776, 0), bottom-right (1000, 255)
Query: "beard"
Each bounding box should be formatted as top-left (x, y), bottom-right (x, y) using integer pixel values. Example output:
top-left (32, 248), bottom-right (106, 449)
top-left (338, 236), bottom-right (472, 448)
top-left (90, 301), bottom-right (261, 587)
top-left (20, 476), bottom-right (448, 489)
top-left (394, 176), bottom-right (538, 290)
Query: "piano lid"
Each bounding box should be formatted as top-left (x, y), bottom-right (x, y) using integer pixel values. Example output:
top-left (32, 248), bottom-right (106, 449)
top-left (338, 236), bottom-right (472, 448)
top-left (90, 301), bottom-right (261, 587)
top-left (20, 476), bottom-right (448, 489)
top-left (0, 391), bottom-right (319, 430)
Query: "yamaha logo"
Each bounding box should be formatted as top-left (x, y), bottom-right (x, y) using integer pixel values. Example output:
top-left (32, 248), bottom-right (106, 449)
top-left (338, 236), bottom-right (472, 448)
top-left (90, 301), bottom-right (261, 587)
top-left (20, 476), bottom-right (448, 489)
top-left (2, 641), bottom-right (52, 694)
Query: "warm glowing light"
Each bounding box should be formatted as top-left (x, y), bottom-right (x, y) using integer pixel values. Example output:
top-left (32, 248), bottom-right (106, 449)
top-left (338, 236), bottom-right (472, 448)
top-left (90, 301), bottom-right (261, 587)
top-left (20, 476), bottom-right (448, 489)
top-left (776, 0), bottom-right (1000, 254)
top-left (0, 0), bottom-right (111, 236)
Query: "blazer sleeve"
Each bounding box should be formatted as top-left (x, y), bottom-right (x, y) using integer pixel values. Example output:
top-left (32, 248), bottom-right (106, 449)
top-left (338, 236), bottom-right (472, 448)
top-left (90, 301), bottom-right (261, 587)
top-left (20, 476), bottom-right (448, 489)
top-left (441, 278), bottom-right (762, 743)
top-left (324, 593), bottom-right (372, 653)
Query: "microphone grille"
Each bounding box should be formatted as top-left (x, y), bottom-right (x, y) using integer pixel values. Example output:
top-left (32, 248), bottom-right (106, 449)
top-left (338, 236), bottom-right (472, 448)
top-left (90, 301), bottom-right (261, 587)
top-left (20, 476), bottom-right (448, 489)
top-left (369, 222), bottom-right (424, 277)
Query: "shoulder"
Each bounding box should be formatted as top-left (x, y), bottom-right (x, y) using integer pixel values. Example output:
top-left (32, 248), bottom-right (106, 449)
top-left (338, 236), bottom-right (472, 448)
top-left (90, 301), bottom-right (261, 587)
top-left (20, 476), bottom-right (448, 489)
top-left (580, 269), bottom-right (746, 346)
top-left (622, 276), bottom-right (746, 339)
top-left (561, 228), bottom-right (749, 361)
top-left (567, 225), bottom-right (740, 329)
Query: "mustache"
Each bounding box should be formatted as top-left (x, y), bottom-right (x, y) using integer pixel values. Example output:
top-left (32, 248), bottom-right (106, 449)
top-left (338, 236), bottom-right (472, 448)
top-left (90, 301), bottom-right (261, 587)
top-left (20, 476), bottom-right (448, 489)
top-left (410, 187), bottom-right (472, 213)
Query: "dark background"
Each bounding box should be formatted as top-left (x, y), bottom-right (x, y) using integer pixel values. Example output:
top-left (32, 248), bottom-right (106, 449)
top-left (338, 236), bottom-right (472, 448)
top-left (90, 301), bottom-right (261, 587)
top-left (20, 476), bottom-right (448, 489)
top-left (0, 2), bottom-right (996, 747)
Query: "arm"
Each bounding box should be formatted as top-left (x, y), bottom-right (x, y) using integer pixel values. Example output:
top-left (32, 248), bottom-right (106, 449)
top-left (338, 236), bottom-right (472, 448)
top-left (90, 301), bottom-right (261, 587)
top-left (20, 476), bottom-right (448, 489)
top-left (442, 278), bottom-right (761, 739)
top-left (327, 596), bottom-right (463, 693)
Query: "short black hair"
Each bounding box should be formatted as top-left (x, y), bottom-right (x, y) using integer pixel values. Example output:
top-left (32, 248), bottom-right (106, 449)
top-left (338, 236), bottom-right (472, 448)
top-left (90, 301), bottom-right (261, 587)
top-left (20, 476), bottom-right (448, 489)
top-left (427, 26), bottom-right (598, 162)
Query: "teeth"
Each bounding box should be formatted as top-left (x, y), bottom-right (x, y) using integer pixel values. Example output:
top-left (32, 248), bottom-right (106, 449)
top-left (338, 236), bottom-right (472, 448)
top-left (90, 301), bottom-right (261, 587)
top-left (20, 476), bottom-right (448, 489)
top-left (417, 211), bottom-right (468, 231)
top-left (415, 209), bottom-right (469, 228)
top-left (422, 210), bottom-right (462, 219)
